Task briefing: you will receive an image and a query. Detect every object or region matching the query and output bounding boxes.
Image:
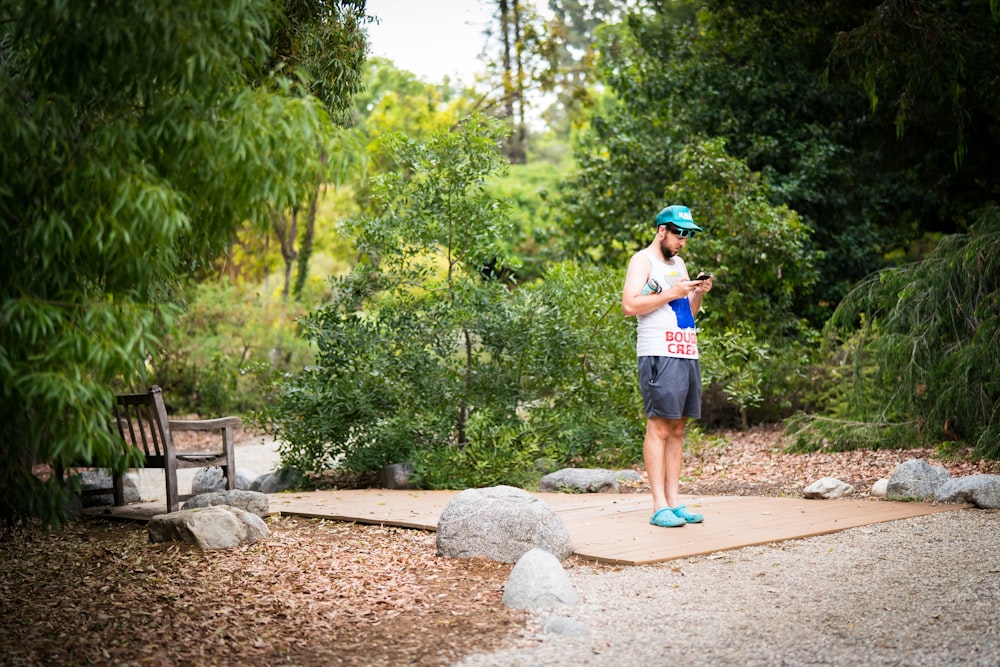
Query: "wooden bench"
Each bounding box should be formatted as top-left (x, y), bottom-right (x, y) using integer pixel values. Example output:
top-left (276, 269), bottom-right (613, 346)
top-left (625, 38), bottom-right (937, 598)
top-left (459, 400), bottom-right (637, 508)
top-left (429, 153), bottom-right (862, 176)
top-left (108, 385), bottom-right (240, 512)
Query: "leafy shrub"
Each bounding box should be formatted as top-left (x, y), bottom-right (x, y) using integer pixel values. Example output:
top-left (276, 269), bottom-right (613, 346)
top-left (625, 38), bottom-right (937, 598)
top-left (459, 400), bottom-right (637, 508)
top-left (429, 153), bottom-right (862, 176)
top-left (511, 262), bottom-right (643, 467)
top-left (411, 412), bottom-right (541, 490)
top-left (257, 119), bottom-right (650, 486)
top-left (664, 138), bottom-right (821, 342)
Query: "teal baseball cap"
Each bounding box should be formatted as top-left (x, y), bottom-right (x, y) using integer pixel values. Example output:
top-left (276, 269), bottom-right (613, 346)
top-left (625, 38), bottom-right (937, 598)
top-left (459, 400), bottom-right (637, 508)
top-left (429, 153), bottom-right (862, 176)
top-left (655, 205), bottom-right (703, 232)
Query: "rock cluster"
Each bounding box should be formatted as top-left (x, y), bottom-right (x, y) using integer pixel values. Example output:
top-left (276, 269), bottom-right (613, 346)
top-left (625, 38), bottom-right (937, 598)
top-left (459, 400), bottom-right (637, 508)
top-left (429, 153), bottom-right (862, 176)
top-left (802, 457), bottom-right (1000, 508)
top-left (436, 486), bottom-right (583, 634)
top-left (71, 464), bottom-right (300, 509)
top-left (73, 470), bottom-right (142, 507)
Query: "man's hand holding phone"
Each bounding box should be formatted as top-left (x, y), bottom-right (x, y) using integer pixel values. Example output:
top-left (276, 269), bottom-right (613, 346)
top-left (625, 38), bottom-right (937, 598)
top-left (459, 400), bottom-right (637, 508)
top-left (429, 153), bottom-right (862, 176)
top-left (688, 271), bottom-right (713, 291)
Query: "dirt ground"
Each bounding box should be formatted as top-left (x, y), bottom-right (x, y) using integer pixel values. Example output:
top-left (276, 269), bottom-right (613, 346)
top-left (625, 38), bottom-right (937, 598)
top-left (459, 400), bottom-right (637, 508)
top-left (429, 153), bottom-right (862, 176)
top-left (2, 425), bottom-right (996, 666)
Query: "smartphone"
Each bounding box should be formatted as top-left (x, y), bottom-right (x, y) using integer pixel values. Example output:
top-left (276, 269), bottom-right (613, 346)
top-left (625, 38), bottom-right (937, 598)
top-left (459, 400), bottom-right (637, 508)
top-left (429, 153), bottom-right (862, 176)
top-left (691, 272), bottom-right (711, 282)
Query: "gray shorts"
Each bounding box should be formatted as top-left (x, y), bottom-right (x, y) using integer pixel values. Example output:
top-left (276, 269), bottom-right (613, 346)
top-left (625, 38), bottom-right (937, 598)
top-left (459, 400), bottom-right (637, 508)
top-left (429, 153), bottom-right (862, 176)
top-left (638, 356), bottom-right (702, 420)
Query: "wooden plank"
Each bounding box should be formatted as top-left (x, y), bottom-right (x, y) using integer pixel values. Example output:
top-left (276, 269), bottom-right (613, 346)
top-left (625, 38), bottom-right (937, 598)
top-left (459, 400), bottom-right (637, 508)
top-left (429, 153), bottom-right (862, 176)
top-left (267, 489), bottom-right (454, 530)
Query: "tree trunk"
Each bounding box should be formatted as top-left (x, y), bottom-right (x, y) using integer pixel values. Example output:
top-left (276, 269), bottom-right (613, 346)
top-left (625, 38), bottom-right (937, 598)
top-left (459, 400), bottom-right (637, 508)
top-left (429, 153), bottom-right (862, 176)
top-left (497, 0), bottom-right (526, 164)
top-left (273, 207), bottom-right (298, 301)
top-left (456, 327), bottom-right (473, 447)
top-left (511, 0), bottom-right (527, 164)
top-left (293, 192), bottom-right (318, 300)
top-left (293, 152), bottom-right (327, 300)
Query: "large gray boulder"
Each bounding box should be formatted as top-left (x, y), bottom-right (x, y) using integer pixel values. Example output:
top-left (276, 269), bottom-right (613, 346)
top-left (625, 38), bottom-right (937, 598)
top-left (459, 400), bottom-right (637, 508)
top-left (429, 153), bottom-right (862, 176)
top-left (436, 485), bottom-right (574, 562)
top-left (887, 459), bottom-right (952, 500)
top-left (539, 468), bottom-right (619, 493)
top-left (183, 490), bottom-right (270, 517)
top-left (502, 548), bottom-right (579, 610)
top-left (148, 505), bottom-right (269, 550)
top-left (191, 466), bottom-right (255, 494)
top-left (935, 474), bottom-right (1000, 508)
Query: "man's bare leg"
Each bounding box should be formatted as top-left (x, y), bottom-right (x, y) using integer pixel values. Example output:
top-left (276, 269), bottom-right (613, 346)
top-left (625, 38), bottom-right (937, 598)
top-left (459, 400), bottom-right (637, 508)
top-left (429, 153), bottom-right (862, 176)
top-left (644, 416), bottom-right (687, 511)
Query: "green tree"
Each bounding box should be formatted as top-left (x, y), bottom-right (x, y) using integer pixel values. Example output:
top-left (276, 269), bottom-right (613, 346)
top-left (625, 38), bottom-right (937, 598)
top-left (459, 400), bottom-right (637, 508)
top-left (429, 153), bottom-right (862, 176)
top-left (484, 158), bottom-right (568, 283)
top-left (352, 56), bottom-right (436, 125)
top-left (481, 0), bottom-right (562, 163)
top-left (0, 0), bottom-right (360, 526)
top-left (257, 117), bottom-right (517, 474)
top-left (831, 0), bottom-right (1000, 181)
top-left (663, 138), bottom-right (819, 339)
top-left (561, 1), bottom-right (1000, 323)
top-left (536, 0), bottom-right (628, 131)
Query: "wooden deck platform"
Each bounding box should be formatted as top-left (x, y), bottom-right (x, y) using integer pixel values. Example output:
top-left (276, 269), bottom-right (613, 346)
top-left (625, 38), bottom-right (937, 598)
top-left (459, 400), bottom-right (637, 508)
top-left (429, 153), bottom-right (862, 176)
top-left (269, 490), bottom-right (965, 565)
top-left (91, 489), bottom-right (968, 565)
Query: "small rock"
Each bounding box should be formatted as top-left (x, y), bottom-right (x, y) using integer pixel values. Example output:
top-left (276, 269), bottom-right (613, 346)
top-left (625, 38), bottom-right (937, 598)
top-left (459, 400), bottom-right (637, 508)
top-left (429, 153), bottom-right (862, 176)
top-left (73, 470), bottom-right (142, 507)
top-left (542, 615), bottom-right (590, 637)
top-left (502, 548), bottom-right (579, 609)
top-left (613, 470), bottom-right (643, 483)
top-left (191, 466), bottom-right (255, 494)
top-left (870, 478), bottom-right (889, 497)
top-left (379, 463), bottom-right (415, 490)
top-left (613, 469), bottom-right (644, 492)
top-left (539, 468), bottom-right (618, 493)
top-left (251, 467), bottom-right (301, 494)
top-left (803, 477), bottom-right (854, 499)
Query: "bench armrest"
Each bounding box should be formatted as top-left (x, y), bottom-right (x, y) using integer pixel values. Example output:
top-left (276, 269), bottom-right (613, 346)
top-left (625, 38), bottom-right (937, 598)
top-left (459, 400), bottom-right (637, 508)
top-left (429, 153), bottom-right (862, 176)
top-left (168, 417), bottom-right (242, 431)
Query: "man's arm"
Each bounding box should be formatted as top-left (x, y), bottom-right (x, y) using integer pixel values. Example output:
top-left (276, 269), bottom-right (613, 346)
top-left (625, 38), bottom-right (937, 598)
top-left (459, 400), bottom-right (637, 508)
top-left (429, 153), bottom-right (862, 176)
top-left (621, 254), bottom-right (699, 317)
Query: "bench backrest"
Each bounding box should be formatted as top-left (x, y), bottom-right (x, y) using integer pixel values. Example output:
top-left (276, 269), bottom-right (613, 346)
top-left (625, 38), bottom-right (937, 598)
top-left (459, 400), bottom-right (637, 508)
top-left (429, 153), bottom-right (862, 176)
top-left (112, 385), bottom-right (174, 468)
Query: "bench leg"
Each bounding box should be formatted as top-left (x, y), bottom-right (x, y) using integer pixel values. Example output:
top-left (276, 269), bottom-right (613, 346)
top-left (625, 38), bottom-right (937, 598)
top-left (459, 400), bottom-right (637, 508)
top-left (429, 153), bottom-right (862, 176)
top-left (165, 467), bottom-right (180, 513)
top-left (113, 473), bottom-right (125, 506)
top-left (223, 426), bottom-right (237, 491)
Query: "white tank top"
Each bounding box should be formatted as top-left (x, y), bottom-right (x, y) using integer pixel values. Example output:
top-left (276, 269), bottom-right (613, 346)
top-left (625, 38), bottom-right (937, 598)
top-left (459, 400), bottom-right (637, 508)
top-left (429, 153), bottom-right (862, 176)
top-left (635, 251), bottom-right (699, 359)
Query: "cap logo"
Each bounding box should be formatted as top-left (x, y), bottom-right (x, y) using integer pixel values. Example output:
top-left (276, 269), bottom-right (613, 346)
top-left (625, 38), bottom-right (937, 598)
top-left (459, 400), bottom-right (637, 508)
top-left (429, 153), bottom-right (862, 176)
top-left (677, 210), bottom-right (693, 221)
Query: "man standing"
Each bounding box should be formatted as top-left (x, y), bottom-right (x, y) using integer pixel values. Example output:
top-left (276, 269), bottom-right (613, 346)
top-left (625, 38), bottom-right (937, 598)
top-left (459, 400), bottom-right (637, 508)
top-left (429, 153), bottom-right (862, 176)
top-left (621, 205), bottom-right (713, 527)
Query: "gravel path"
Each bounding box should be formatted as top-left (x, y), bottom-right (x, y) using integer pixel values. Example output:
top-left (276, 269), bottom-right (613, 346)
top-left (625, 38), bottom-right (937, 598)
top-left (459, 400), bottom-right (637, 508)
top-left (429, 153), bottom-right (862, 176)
top-left (457, 509), bottom-right (1000, 666)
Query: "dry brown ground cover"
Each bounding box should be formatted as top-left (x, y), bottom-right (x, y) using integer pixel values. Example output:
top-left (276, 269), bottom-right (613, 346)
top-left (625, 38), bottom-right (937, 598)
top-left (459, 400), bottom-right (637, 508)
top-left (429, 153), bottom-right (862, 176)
top-left (3, 425), bottom-right (997, 666)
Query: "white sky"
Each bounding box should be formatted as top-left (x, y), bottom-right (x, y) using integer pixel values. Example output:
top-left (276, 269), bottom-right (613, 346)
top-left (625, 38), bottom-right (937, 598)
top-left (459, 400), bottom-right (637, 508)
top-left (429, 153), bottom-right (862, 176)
top-left (364, 0), bottom-right (494, 84)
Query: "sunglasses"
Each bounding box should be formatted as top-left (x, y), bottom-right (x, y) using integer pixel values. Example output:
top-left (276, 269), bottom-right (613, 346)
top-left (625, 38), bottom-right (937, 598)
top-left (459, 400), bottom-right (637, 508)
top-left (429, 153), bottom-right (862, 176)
top-left (665, 224), bottom-right (697, 239)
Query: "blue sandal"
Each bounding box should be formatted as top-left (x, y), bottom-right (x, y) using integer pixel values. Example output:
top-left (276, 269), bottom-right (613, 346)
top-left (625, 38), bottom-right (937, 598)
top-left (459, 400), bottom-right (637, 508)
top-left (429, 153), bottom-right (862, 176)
top-left (670, 504), bottom-right (703, 524)
top-left (650, 506), bottom-right (686, 527)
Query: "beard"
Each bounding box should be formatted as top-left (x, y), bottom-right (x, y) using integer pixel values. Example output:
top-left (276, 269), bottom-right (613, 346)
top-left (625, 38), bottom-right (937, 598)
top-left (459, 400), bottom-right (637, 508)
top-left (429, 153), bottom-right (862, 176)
top-left (660, 238), bottom-right (676, 259)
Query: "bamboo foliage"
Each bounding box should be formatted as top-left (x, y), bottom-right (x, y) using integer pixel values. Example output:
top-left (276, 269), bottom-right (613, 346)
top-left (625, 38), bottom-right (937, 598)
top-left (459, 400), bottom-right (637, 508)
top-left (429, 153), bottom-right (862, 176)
top-left (0, 0), bottom-right (355, 525)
